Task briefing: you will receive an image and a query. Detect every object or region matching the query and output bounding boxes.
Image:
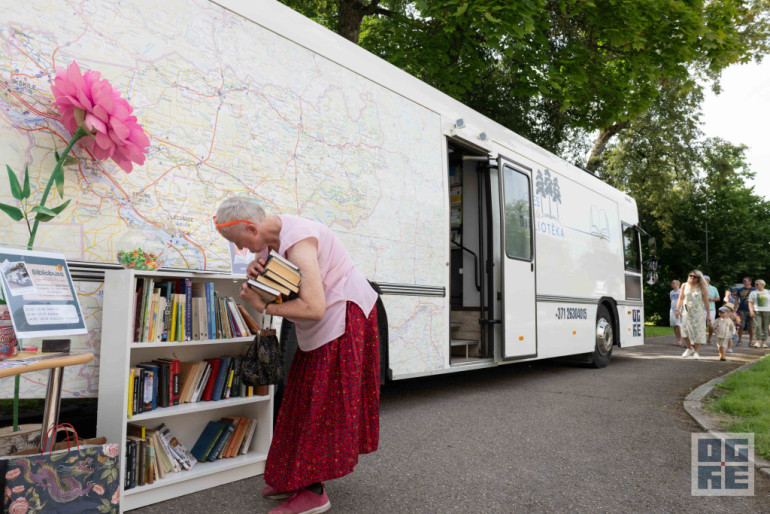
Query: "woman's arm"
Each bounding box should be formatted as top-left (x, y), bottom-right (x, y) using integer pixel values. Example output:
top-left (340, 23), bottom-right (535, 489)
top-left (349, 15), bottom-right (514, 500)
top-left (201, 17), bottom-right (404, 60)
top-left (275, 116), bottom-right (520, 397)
top-left (240, 238), bottom-right (326, 321)
top-left (749, 293), bottom-right (756, 317)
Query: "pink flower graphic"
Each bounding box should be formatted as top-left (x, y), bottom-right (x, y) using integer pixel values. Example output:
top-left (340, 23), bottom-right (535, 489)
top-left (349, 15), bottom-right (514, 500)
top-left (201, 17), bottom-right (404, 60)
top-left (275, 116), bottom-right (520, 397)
top-left (11, 485), bottom-right (24, 494)
top-left (5, 468), bottom-right (20, 480)
top-left (102, 443), bottom-right (120, 458)
top-left (51, 61), bottom-right (149, 173)
top-left (111, 488), bottom-right (120, 504)
top-left (93, 484), bottom-right (105, 495)
top-left (8, 497), bottom-right (29, 514)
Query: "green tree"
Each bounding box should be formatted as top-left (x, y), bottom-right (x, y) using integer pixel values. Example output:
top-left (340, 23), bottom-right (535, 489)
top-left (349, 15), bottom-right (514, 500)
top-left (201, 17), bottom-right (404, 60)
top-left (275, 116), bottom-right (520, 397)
top-left (279, 1), bottom-right (770, 158)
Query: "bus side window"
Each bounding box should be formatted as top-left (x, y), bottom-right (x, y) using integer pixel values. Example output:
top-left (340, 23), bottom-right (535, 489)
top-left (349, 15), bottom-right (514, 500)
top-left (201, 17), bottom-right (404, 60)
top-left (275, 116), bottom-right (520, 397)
top-left (503, 167), bottom-right (532, 260)
top-left (623, 225), bottom-right (641, 271)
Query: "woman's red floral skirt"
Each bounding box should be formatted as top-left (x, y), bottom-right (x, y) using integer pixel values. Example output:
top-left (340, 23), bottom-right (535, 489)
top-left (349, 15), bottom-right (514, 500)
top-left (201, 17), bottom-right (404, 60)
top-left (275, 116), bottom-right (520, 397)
top-left (264, 302), bottom-right (380, 491)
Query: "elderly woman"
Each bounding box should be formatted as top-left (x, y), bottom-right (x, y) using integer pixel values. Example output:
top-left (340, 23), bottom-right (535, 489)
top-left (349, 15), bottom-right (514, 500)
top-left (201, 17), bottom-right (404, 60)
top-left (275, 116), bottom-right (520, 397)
top-left (214, 195), bottom-right (379, 514)
top-left (748, 279), bottom-right (770, 348)
top-left (675, 270), bottom-right (711, 360)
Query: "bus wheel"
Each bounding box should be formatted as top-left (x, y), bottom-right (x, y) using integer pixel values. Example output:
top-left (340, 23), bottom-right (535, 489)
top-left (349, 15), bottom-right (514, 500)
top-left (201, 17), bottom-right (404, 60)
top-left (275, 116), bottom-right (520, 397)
top-left (590, 305), bottom-right (614, 368)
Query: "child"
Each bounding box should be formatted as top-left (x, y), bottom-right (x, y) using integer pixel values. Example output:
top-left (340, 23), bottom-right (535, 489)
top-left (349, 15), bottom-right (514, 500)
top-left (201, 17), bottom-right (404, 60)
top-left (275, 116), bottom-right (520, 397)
top-left (714, 306), bottom-right (736, 361)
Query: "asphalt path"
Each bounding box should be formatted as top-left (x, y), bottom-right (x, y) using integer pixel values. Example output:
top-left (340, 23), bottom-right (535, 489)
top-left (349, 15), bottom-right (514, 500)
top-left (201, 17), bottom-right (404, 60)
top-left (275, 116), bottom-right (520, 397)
top-left (133, 336), bottom-right (770, 513)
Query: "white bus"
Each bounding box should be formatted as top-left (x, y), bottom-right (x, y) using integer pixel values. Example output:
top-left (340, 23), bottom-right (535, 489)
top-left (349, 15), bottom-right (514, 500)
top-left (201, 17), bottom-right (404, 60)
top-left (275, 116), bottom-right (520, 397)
top-left (0, 0), bottom-right (658, 387)
top-left (218, 1), bottom-right (659, 379)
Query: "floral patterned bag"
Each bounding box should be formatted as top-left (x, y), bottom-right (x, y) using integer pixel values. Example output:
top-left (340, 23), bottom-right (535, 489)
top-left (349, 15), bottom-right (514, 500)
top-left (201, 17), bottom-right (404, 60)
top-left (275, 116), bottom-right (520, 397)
top-left (3, 424), bottom-right (120, 513)
top-left (241, 308), bottom-right (283, 387)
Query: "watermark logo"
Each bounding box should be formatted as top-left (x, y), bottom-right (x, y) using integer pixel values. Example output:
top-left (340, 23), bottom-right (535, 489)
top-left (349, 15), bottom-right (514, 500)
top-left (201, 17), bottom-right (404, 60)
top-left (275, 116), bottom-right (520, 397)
top-left (691, 433), bottom-right (754, 496)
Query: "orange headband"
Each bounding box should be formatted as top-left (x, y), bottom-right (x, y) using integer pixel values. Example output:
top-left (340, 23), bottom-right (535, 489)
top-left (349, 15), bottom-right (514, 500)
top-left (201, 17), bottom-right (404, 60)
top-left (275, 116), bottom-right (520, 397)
top-left (212, 215), bottom-right (255, 229)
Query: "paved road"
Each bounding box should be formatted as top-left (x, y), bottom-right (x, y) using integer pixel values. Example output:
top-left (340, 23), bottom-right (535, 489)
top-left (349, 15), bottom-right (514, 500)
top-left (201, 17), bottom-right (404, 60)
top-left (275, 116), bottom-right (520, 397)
top-left (133, 337), bottom-right (770, 512)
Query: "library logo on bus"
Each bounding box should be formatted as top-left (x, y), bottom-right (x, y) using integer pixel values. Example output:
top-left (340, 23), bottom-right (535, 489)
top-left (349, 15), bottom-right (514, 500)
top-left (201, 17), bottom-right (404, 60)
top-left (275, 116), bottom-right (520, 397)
top-left (691, 433), bottom-right (754, 496)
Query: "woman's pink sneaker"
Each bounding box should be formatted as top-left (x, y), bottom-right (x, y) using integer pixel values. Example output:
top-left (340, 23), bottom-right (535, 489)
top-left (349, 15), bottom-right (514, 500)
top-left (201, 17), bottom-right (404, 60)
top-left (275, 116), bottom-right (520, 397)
top-left (262, 484), bottom-right (294, 500)
top-left (268, 487), bottom-right (330, 514)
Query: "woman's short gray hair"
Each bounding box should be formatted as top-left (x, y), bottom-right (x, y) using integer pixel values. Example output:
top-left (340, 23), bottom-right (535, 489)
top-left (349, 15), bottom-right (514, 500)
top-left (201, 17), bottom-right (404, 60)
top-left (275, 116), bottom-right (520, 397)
top-left (757, 279), bottom-right (766, 287)
top-left (215, 196), bottom-right (266, 232)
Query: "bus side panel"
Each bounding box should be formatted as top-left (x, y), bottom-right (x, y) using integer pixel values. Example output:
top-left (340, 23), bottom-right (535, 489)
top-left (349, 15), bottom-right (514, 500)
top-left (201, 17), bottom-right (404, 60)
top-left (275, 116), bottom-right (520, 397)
top-left (535, 302), bottom-right (597, 359)
top-left (617, 304), bottom-right (645, 347)
top-left (383, 295), bottom-right (449, 379)
top-left (533, 170), bottom-right (624, 301)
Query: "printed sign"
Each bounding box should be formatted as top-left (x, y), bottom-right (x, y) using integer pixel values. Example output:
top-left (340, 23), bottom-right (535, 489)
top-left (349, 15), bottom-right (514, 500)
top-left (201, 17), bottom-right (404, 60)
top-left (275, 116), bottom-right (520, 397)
top-left (0, 248), bottom-right (88, 339)
top-left (691, 432), bottom-right (754, 496)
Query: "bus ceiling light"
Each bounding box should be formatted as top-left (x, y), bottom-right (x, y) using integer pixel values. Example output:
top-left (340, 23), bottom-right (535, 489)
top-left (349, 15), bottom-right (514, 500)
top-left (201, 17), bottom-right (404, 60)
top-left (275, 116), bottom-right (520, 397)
top-left (455, 118), bottom-right (465, 128)
top-left (479, 132), bottom-right (487, 141)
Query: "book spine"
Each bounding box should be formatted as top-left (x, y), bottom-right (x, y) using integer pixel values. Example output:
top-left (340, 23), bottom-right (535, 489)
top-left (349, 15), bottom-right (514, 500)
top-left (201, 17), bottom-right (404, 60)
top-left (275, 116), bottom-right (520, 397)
top-left (124, 439), bottom-right (134, 490)
top-left (206, 282), bottom-right (215, 338)
top-left (185, 278), bottom-right (192, 341)
top-left (172, 360), bottom-right (180, 405)
top-left (208, 423), bottom-right (235, 462)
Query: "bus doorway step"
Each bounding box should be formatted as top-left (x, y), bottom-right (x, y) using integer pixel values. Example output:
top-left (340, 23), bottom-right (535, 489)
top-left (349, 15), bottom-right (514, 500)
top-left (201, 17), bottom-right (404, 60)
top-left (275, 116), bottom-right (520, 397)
top-left (451, 338), bottom-right (477, 359)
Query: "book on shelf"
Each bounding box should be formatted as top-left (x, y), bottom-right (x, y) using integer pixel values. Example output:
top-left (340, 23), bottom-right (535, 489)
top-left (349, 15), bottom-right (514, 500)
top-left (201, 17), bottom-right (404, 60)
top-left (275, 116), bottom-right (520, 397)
top-left (201, 358), bottom-right (222, 402)
top-left (211, 356), bottom-right (231, 402)
top-left (207, 419), bottom-right (237, 462)
top-left (191, 362), bottom-right (211, 402)
top-left (239, 418), bottom-right (258, 455)
top-left (190, 420), bottom-right (226, 462)
top-left (237, 304), bottom-right (260, 334)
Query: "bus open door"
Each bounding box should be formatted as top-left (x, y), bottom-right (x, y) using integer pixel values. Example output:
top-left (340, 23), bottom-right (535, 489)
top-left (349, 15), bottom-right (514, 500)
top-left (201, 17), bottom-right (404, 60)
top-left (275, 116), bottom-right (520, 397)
top-left (498, 157), bottom-right (537, 359)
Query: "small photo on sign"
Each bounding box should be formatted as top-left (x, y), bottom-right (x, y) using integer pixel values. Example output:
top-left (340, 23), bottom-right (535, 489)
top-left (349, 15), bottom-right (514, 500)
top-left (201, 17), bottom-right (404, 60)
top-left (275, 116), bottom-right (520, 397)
top-left (2, 261), bottom-right (37, 296)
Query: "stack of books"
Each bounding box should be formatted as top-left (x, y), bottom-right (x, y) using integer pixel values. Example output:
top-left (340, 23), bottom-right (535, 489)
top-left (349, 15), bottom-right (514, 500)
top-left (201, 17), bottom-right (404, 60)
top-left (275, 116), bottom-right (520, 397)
top-left (247, 250), bottom-right (301, 303)
top-left (124, 423), bottom-right (197, 489)
top-left (190, 417), bottom-right (258, 463)
top-left (132, 279), bottom-right (260, 342)
top-left (128, 355), bottom-right (260, 417)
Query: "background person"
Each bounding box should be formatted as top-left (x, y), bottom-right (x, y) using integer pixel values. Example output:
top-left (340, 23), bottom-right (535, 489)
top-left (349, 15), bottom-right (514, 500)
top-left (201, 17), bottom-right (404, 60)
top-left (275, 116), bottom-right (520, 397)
top-left (748, 279), bottom-right (770, 348)
top-left (733, 277), bottom-right (755, 346)
top-left (713, 306), bottom-right (735, 361)
top-left (669, 279), bottom-right (682, 346)
top-left (675, 270), bottom-right (711, 359)
top-left (704, 275), bottom-right (720, 344)
top-left (214, 195), bottom-right (380, 514)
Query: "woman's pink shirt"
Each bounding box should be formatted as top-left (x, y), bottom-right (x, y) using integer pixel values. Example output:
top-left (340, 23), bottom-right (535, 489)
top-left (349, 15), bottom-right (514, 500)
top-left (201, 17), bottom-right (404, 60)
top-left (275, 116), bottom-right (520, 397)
top-left (277, 215), bottom-right (377, 351)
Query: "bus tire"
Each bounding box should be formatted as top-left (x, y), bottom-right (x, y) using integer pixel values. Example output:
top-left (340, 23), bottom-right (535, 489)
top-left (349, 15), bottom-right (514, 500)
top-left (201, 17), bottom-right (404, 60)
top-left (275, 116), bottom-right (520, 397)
top-left (589, 304), bottom-right (614, 368)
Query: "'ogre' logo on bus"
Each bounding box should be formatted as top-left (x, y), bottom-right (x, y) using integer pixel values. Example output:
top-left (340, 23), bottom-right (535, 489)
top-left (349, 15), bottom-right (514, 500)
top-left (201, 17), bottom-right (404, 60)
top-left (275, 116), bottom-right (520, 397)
top-left (632, 309), bottom-right (641, 337)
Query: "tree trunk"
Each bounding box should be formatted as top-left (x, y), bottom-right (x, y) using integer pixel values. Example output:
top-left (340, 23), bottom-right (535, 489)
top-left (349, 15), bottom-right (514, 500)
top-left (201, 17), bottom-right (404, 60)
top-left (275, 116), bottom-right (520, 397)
top-left (586, 120), bottom-right (629, 172)
top-left (337, 0), bottom-right (389, 44)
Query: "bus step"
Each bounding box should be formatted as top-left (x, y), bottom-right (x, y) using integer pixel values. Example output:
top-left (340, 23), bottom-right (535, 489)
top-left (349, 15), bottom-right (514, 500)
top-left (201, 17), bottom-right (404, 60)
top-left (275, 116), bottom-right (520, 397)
top-left (450, 338), bottom-right (478, 359)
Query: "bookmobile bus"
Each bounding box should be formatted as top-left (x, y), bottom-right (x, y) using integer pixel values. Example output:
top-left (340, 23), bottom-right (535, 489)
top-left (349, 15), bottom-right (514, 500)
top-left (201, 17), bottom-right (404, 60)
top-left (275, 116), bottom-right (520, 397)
top-left (1, 0), bottom-right (656, 389)
top-left (227, 1), bottom-right (660, 381)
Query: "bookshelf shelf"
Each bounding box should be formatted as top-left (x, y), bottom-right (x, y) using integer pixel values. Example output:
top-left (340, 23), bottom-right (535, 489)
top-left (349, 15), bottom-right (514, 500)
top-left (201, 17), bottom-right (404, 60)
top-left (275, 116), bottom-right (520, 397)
top-left (97, 269), bottom-right (274, 512)
top-left (123, 451), bottom-right (268, 496)
top-left (130, 336), bottom-right (253, 348)
top-left (128, 394), bottom-right (270, 421)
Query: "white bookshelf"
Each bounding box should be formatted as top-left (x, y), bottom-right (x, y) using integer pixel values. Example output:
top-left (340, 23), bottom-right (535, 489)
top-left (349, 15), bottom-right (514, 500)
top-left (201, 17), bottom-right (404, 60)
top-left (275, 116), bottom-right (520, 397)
top-left (97, 269), bottom-right (273, 512)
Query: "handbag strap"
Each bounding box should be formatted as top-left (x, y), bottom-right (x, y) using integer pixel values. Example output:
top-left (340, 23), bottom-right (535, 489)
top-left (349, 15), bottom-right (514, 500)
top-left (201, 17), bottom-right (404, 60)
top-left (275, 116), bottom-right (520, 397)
top-left (262, 305), bottom-right (276, 337)
top-left (41, 423), bottom-right (80, 454)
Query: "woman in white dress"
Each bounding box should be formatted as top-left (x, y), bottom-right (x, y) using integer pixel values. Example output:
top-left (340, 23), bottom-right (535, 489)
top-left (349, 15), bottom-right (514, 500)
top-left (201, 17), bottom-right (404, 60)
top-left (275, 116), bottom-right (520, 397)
top-left (675, 270), bottom-right (711, 359)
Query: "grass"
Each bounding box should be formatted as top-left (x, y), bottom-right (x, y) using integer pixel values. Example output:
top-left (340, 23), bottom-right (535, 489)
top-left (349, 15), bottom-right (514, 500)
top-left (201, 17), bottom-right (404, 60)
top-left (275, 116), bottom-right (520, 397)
top-left (644, 325), bottom-right (674, 338)
top-left (706, 356), bottom-right (770, 460)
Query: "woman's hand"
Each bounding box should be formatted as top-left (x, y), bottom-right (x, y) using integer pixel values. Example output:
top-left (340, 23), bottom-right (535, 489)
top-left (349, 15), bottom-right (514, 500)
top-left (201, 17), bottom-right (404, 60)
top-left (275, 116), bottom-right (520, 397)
top-left (240, 281), bottom-right (268, 312)
top-left (674, 309), bottom-right (680, 319)
top-left (246, 257), bottom-right (267, 280)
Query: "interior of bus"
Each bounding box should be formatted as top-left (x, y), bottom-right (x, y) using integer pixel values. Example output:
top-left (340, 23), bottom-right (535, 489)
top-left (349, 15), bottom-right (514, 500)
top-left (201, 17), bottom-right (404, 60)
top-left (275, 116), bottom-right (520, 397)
top-left (447, 139), bottom-right (495, 366)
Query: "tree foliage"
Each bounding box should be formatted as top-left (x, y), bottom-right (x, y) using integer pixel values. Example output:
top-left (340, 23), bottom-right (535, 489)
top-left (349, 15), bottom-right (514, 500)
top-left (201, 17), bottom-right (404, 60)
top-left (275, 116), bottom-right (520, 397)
top-left (596, 81), bottom-right (770, 323)
top-left (279, 1), bottom-right (770, 156)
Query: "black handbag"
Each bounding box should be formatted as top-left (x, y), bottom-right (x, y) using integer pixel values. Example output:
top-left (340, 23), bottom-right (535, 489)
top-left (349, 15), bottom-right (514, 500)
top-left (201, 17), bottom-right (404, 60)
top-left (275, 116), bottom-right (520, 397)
top-left (241, 307), bottom-right (283, 386)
